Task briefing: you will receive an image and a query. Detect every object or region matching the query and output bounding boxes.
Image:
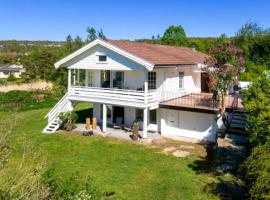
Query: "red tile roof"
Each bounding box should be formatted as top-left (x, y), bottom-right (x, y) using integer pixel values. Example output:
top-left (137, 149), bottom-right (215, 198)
top-left (107, 40), bottom-right (208, 67)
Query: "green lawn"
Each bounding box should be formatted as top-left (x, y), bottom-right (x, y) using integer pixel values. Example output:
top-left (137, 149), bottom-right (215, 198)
top-left (0, 106), bottom-right (219, 200)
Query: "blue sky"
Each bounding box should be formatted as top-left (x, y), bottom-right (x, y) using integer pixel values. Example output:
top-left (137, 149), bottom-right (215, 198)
top-left (0, 0), bottom-right (269, 41)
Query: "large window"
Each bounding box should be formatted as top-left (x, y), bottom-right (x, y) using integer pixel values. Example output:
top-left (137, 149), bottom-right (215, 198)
top-left (179, 72), bottom-right (184, 89)
top-left (148, 71), bottom-right (156, 90)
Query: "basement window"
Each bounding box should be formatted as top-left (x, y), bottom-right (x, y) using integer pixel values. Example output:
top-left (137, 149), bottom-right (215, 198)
top-left (98, 55), bottom-right (107, 62)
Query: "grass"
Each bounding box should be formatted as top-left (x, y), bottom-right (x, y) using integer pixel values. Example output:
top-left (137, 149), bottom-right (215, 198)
top-left (0, 104), bottom-right (219, 200)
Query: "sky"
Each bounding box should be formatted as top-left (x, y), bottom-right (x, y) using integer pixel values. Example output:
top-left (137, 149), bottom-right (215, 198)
top-left (0, 0), bottom-right (269, 41)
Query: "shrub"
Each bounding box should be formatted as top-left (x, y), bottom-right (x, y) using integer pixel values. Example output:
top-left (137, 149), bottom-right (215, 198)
top-left (245, 141), bottom-right (270, 199)
top-left (243, 71), bottom-right (270, 199)
top-left (0, 90), bottom-right (59, 111)
top-left (42, 168), bottom-right (107, 200)
top-left (59, 111), bottom-right (78, 131)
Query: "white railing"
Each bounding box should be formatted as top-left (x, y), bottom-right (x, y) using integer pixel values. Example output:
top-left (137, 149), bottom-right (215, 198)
top-left (158, 90), bottom-right (188, 102)
top-left (68, 86), bottom-right (159, 105)
top-left (45, 93), bottom-right (70, 123)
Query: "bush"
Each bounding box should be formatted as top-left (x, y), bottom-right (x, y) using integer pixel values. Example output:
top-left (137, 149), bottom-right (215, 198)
top-left (243, 71), bottom-right (270, 199)
top-left (42, 168), bottom-right (106, 200)
top-left (243, 71), bottom-right (270, 146)
top-left (0, 90), bottom-right (59, 111)
top-left (59, 111), bottom-right (78, 131)
top-left (245, 141), bottom-right (270, 199)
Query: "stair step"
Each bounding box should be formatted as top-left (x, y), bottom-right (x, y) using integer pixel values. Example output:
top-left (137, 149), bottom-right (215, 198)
top-left (231, 120), bottom-right (246, 125)
top-left (226, 128), bottom-right (246, 136)
top-left (232, 115), bottom-right (246, 120)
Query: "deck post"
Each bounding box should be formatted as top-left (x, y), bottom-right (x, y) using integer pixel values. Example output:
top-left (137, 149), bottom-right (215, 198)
top-left (143, 107), bottom-right (148, 138)
top-left (77, 69), bottom-right (80, 85)
top-left (102, 104), bottom-right (107, 132)
top-left (68, 69), bottom-right (71, 88)
top-left (85, 69), bottom-right (88, 87)
top-left (144, 71), bottom-right (148, 104)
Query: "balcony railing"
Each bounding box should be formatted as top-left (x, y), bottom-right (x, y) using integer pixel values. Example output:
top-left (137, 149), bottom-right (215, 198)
top-left (68, 86), bottom-right (159, 106)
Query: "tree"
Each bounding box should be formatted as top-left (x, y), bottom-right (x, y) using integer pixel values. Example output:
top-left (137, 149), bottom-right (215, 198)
top-left (161, 25), bottom-right (187, 46)
top-left (97, 29), bottom-right (106, 40)
top-left (65, 34), bottom-right (73, 53)
top-left (243, 71), bottom-right (270, 199)
top-left (86, 27), bottom-right (97, 42)
top-left (73, 35), bottom-right (84, 50)
top-left (205, 41), bottom-right (244, 117)
top-left (243, 71), bottom-right (270, 145)
top-left (234, 21), bottom-right (266, 57)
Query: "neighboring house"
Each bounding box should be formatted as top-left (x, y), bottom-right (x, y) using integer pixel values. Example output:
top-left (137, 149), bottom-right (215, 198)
top-left (44, 39), bottom-right (241, 142)
top-left (0, 64), bottom-right (25, 79)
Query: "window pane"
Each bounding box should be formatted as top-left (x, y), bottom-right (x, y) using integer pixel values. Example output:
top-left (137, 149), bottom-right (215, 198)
top-left (148, 71), bottom-right (156, 90)
top-left (99, 55), bottom-right (107, 62)
top-left (179, 72), bottom-right (184, 89)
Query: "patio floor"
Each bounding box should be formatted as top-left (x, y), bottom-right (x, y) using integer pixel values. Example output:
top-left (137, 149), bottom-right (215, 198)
top-left (73, 123), bottom-right (162, 141)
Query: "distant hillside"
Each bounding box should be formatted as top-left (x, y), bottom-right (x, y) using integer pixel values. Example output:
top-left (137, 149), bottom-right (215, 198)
top-left (0, 40), bottom-right (65, 54)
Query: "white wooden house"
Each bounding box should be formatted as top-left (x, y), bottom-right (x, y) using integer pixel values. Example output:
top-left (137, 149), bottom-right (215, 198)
top-left (43, 39), bottom-right (239, 142)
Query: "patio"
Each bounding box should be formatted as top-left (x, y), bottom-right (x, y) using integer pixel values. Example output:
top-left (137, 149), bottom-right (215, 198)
top-left (73, 123), bottom-right (162, 142)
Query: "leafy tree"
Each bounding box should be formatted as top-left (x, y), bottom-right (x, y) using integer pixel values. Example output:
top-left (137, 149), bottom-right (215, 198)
top-left (97, 29), bottom-right (106, 40)
top-left (65, 34), bottom-right (73, 53)
top-left (86, 27), bottom-right (97, 42)
top-left (243, 71), bottom-right (270, 145)
top-left (243, 71), bottom-right (270, 199)
top-left (205, 41), bottom-right (244, 117)
top-left (20, 48), bottom-right (59, 81)
top-left (161, 25), bottom-right (188, 46)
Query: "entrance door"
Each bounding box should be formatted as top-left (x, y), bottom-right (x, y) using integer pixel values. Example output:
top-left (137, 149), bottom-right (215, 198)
top-left (113, 106), bottom-right (124, 124)
top-left (166, 110), bottom-right (178, 135)
top-left (201, 73), bottom-right (210, 92)
top-left (112, 71), bottom-right (124, 89)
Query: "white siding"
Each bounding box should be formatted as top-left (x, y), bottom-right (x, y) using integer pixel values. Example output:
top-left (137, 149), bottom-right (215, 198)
top-left (65, 45), bottom-right (146, 71)
top-left (155, 66), bottom-right (201, 93)
top-left (160, 108), bottom-right (217, 142)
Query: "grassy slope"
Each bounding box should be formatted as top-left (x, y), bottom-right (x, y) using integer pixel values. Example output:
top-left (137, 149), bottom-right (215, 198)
top-left (1, 107), bottom-right (218, 200)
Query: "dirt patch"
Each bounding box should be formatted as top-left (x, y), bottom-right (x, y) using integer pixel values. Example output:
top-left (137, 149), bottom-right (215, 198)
top-left (151, 138), bottom-right (206, 158)
top-left (172, 150), bottom-right (190, 157)
top-left (0, 81), bottom-right (52, 92)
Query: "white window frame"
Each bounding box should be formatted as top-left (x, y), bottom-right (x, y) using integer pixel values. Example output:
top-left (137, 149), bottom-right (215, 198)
top-left (179, 71), bottom-right (184, 89)
top-left (148, 71), bottom-right (156, 90)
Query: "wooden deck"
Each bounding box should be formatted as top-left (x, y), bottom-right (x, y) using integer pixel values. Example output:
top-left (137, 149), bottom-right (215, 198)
top-left (160, 93), bottom-right (243, 113)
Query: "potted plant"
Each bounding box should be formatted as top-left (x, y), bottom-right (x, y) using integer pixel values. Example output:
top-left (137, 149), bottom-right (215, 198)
top-left (132, 122), bottom-right (140, 141)
top-left (59, 111), bottom-right (78, 131)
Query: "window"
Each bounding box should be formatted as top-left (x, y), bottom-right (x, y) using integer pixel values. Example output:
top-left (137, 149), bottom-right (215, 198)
top-left (179, 72), bottom-right (184, 89)
top-left (98, 55), bottom-right (107, 62)
top-left (149, 109), bottom-right (157, 124)
top-left (87, 70), bottom-right (93, 86)
top-left (148, 72), bottom-right (156, 90)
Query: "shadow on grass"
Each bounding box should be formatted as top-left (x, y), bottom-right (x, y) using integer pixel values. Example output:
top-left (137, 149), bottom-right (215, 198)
top-left (188, 144), bottom-right (248, 200)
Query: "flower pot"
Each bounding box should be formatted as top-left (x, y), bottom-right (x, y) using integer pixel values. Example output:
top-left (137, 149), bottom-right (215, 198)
top-left (66, 123), bottom-right (73, 131)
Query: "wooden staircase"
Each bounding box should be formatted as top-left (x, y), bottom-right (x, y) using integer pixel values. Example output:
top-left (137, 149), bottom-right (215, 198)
top-left (43, 93), bottom-right (73, 133)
